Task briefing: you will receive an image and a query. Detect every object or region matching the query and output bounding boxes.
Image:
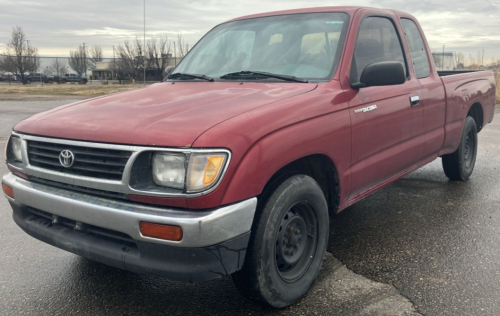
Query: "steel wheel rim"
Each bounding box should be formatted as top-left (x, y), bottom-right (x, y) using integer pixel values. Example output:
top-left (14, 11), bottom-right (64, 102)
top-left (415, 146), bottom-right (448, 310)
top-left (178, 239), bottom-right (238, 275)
top-left (464, 129), bottom-right (475, 169)
top-left (274, 201), bottom-right (319, 282)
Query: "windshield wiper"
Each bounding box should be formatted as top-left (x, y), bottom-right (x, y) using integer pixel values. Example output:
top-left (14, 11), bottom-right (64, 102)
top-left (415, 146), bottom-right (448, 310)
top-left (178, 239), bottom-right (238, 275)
top-left (168, 73), bottom-right (214, 82)
top-left (220, 71), bottom-right (308, 83)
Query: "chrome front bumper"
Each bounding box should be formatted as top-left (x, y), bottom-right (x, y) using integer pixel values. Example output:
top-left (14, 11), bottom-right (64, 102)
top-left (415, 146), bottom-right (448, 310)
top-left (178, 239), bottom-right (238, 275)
top-left (2, 173), bottom-right (257, 248)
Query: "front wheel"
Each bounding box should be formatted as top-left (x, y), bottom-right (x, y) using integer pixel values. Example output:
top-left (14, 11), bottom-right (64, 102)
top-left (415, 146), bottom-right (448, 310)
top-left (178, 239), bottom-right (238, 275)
top-left (232, 175), bottom-right (329, 308)
top-left (25, 79), bottom-right (31, 84)
top-left (442, 116), bottom-right (478, 180)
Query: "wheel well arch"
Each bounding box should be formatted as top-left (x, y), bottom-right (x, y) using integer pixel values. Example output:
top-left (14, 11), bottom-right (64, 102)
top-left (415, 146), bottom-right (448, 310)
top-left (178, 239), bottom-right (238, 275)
top-left (260, 154), bottom-right (340, 216)
top-left (468, 102), bottom-right (483, 132)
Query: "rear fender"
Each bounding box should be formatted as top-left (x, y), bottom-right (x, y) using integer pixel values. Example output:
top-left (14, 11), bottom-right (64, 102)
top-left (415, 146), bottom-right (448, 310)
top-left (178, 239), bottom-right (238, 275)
top-left (440, 74), bottom-right (495, 155)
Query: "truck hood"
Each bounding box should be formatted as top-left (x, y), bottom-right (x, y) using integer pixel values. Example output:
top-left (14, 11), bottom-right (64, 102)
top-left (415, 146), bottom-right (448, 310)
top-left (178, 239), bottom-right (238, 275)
top-left (14, 82), bottom-right (317, 147)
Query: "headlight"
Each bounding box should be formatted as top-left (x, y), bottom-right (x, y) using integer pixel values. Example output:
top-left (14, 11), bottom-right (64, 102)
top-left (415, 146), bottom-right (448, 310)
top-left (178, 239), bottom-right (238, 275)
top-left (7, 136), bottom-right (23, 163)
top-left (150, 151), bottom-right (228, 193)
top-left (152, 153), bottom-right (186, 189)
top-left (187, 153), bottom-right (227, 193)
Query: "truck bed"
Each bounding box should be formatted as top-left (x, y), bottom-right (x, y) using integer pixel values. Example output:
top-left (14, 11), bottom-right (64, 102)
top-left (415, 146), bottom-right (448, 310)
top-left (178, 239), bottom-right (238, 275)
top-left (439, 70), bottom-right (496, 154)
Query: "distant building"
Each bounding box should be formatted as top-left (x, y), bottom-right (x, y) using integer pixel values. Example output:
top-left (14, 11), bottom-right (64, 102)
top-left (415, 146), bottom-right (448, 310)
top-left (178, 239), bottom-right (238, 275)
top-left (432, 52), bottom-right (454, 71)
top-left (92, 61), bottom-right (114, 80)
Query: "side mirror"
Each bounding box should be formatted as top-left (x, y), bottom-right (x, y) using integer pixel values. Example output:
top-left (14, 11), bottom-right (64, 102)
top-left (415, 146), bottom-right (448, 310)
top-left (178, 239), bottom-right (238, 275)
top-left (351, 61), bottom-right (406, 89)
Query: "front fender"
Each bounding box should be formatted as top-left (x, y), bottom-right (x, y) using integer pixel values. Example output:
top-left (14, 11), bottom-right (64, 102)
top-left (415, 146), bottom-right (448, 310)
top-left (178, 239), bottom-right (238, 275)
top-left (187, 85), bottom-right (351, 209)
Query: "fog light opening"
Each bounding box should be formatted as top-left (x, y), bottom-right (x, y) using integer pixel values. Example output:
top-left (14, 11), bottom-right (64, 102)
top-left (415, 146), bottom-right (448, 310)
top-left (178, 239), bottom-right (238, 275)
top-left (139, 222), bottom-right (183, 241)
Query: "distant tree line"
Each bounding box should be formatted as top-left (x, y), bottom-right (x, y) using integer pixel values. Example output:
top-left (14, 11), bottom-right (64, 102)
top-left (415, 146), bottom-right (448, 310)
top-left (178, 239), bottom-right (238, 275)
top-left (1, 26), bottom-right (190, 83)
top-left (109, 33), bottom-right (189, 81)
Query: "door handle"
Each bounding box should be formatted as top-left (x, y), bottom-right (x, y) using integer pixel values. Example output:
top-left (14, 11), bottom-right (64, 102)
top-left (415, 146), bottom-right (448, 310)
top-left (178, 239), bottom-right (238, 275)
top-left (410, 95), bottom-right (420, 107)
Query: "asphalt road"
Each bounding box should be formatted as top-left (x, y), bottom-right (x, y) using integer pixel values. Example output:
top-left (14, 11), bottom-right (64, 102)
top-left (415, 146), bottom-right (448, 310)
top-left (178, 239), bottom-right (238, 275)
top-left (1, 98), bottom-right (499, 315)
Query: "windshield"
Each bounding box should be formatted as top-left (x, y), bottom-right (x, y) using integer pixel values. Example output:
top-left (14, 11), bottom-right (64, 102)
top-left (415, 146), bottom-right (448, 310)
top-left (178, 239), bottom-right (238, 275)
top-left (173, 12), bottom-right (349, 82)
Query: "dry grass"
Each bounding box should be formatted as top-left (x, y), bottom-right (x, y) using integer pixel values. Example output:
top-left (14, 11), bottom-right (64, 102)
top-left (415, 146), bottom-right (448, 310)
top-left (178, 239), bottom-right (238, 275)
top-left (0, 83), bottom-right (143, 96)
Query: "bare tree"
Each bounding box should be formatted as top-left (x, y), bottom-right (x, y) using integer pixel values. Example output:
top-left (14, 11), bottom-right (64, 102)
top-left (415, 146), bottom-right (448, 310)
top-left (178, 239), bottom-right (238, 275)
top-left (88, 44), bottom-right (103, 70)
top-left (147, 36), bottom-right (171, 80)
top-left (47, 58), bottom-right (67, 76)
top-left (2, 26), bottom-right (40, 83)
top-left (454, 52), bottom-right (465, 69)
top-left (115, 38), bottom-right (145, 79)
top-left (0, 55), bottom-right (17, 74)
top-left (69, 45), bottom-right (88, 75)
top-left (177, 33), bottom-right (190, 58)
top-left (110, 58), bottom-right (124, 83)
top-left (43, 66), bottom-right (52, 76)
top-left (467, 51), bottom-right (482, 70)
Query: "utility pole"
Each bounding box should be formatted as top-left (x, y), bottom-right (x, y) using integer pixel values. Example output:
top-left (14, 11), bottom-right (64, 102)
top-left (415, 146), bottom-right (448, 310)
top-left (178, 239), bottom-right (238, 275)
top-left (174, 42), bottom-right (176, 66)
top-left (482, 49), bottom-right (484, 67)
top-left (442, 45), bottom-right (445, 70)
top-left (143, 0), bottom-right (146, 85)
top-left (113, 45), bottom-right (115, 81)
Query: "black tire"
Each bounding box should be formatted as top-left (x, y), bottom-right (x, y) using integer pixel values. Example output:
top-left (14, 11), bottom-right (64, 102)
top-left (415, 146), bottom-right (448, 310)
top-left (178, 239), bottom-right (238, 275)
top-left (232, 174), bottom-right (329, 308)
top-left (26, 79), bottom-right (31, 84)
top-left (442, 116), bottom-right (478, 180)
top-left (47, 79), bottom-right (54, 84)
top-left (61, 79), bottom-right (67, 84)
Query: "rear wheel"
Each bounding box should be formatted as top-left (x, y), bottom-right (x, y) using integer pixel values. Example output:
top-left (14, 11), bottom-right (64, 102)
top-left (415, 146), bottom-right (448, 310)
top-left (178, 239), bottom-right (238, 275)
top-left (25, 79), bottom-right (31, 84)
top-left (232, 174), bottom-right (329, 308)
top-left (442, 116), bottom-right (478, 180)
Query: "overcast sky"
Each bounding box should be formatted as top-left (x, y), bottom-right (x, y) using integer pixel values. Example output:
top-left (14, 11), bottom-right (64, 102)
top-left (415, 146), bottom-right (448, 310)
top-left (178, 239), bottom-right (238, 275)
top-left (1, 0), bottom-right (499, 63)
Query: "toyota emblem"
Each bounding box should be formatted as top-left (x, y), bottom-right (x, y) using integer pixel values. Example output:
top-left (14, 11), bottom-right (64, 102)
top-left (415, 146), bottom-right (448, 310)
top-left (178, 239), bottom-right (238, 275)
top-left (59, 150), bottom-right (75, 168)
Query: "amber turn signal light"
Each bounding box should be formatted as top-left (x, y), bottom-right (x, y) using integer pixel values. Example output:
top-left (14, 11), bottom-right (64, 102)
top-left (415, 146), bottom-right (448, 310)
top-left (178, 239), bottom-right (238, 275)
top-left (139, 222), bottom-right (183, 241)
top-left (2, 183), bottom-right (14, 199)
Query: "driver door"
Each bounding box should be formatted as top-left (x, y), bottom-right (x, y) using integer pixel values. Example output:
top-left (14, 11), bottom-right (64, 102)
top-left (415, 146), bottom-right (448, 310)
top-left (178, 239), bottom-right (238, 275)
top-left (346, 16), bottom-right (423, 199)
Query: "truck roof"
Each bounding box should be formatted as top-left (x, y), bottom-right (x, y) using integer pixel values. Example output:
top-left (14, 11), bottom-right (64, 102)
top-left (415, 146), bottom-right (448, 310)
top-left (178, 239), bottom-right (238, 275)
top-left (229, 6), bottom-right (411, 22)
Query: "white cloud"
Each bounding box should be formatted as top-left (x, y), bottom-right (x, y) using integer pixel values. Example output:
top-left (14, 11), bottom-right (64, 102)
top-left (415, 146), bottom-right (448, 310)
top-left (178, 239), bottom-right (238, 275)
top-left (0, 0), bottom-right (498, 61)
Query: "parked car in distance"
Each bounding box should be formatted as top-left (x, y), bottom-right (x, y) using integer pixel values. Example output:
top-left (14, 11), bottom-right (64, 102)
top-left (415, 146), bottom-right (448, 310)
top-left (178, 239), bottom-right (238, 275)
top-left (61, 73), bottom-right (87, 84)
top-left (3, 6), bottom-right (496, 309)
top-left (1, 74), bottom-right (17, 81)
top-left (23, 73), bottom-right (55, 84)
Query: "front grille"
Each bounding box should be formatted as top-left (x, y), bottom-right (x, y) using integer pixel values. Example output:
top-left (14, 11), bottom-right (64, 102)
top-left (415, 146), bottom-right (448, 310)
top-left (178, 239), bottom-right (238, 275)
top-left (26, 207), bottom-right (137, 248)
top-left (27, 140), bottom-right (132, 181)
top-left (30, 176), bottom-right (129, 201)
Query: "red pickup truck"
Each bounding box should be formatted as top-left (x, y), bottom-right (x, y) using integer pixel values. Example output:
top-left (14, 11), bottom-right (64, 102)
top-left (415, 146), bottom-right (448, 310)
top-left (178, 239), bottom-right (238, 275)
top-left (2, 6), bottom-right (496, 308)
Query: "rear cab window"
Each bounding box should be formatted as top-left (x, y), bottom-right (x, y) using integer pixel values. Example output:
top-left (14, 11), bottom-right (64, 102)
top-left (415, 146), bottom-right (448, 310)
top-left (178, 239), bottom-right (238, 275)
top-left (400, 18), bottom-right (431, 79)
